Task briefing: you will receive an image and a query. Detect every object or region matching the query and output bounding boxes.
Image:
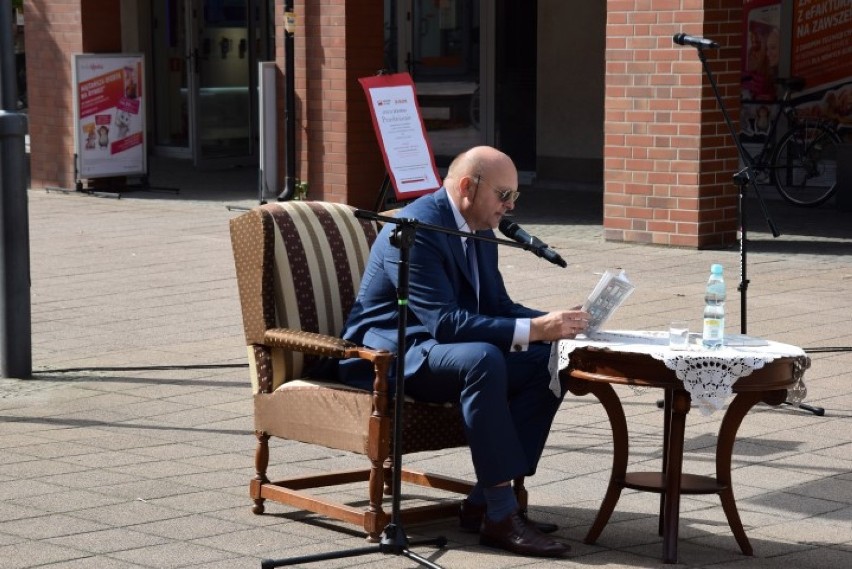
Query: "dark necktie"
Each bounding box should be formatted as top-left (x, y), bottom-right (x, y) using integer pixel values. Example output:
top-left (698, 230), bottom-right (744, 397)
top-left (465, 237), bottom-right (479, 306)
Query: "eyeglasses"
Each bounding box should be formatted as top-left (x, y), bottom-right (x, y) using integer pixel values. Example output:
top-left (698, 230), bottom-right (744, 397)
top-left (476, 175), bottom-right (520, 204)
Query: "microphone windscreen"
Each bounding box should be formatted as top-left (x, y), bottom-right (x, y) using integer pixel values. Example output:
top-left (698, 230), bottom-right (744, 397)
top-left (498, 218), bottom-right (518, 237)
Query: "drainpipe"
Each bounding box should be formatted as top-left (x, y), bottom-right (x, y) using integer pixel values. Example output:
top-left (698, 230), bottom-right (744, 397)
top-left (278, 0), bottom-right (296, 200)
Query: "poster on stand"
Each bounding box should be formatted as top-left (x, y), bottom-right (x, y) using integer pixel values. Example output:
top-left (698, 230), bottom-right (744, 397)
top-left (359, 73), bottom-right (441, 201)
top-left (73, 53), bottom-right (146, 180)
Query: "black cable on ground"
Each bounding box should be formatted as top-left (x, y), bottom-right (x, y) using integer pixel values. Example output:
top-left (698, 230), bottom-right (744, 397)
top-left (43, 363), bottom-right (249, 374)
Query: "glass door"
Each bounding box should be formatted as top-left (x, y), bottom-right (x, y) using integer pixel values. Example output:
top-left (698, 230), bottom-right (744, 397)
top-left (187, 0), bottom-right (258, 167)
top-left (387, 0), bottom-right (485, 165)
top-left (151, 0), bottom-right (191, 158)
top-left (152, 0), bottom-right (268, 166)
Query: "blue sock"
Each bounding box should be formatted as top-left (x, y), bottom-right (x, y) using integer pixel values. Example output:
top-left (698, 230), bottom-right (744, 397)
top-left (467, 483), bottom-right (485, 505)
top-left (483, 485), bottom-right (518, 522)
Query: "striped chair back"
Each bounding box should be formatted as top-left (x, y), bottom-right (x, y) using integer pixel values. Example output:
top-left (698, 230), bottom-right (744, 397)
top-left (230, 201), bottom-right (378, 392)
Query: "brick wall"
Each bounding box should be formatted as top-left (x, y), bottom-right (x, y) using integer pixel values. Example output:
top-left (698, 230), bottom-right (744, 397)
top-left (26, 0), bottom-right (84, 191)
top-left (603, 0), bottom-right (742, 248)
top-left (284, 0), bottom-right (385, 209)
top-left (26, 0), bottom-right (120, 191)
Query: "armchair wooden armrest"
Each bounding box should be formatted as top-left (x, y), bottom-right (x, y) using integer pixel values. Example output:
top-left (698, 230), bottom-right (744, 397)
top-left (263, 328), bottom-right (358, 357)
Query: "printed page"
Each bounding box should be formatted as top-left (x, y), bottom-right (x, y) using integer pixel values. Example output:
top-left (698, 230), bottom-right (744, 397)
top-left (581, 269), bottom-right (635, 334)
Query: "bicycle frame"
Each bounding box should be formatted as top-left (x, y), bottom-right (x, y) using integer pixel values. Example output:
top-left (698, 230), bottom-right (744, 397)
top-left (742, 87), bottom-right (800, 172)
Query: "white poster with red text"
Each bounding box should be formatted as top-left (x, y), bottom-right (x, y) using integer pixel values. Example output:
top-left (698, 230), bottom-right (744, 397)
top-left (359, 73), bottom-right (442, 201)
top-left (73, 54), bottom-right (146, 179)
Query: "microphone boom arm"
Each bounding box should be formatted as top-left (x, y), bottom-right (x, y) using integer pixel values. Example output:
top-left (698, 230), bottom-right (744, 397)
top-left (357, 211), bottom-right (559, 257)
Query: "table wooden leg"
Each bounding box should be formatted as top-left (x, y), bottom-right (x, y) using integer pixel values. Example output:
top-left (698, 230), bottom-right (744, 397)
top-left (659, 389), bottom-right (673, 536)
top-left (662, 390), bottom-right (691, 564)
top-left (565, 374), bottom-right (629, 545)
top-left (716, 388), bottom-right (788, 556)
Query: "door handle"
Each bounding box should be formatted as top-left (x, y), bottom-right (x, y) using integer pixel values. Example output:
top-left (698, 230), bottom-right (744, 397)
top-left (186, 48), bottom-right (199, 73)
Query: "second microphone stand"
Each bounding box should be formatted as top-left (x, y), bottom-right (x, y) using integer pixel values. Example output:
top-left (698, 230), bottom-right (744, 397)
top-left (260, 212), bottom-right (548, 569)
top-left (694, 47), bottom-right (823, 416)
top-left (695, 47), bottom-right (780, 334)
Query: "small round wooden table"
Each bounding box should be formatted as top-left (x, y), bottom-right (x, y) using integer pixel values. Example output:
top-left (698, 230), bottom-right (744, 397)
top-left (560, 343), bottom-right (802, 564)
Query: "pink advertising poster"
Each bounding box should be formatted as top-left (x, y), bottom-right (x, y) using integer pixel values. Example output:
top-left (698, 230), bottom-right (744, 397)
top-left (792, 0), bottom-right (852, 91)
top-left (74, 54), bottom-right (147, 179)
top-left (790, 0), bottom-right (852, 133)
top-left (741, 1), bottom-right (851, 141)
top-left (742, 0), bottom-right (783, 103)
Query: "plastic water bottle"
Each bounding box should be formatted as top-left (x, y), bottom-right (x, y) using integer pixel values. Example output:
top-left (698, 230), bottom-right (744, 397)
top-left (702, 264), bottom-right (726, 349)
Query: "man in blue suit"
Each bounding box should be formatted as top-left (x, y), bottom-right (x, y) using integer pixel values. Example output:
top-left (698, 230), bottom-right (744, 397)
top-left (339, 146), bottom-right (590, 558)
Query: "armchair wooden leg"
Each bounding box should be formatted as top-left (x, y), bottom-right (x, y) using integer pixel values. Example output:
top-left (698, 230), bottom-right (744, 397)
top-left (367, 456), bottom-right (388, 537)
top-left (382, 458), bottom-right (393, 496)
top-left (252, 431), bottom-right (270, 514)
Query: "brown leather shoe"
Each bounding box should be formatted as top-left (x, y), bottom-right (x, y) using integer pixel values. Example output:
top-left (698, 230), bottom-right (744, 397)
top-left (480, 510), bottom-right (571, 558)
top-left (459, 499), bottom-right (559, 534)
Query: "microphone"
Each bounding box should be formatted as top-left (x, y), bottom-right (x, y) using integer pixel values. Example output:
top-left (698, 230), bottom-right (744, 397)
top-left (672, 33), bottom-right (720, 49)
top-left (498, 218), bottom-right (567, 268)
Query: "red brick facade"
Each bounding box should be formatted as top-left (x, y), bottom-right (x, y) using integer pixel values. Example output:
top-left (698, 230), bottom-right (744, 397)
top-left (603, 0), bottom-right (742, 247)
top-left (25, 0), bottom-right (121, 192)
top-left (283, 0), bottom-right (387, 210)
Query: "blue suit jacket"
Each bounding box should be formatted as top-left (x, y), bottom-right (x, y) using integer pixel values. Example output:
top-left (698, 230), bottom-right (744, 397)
top-left (339, 188), bottom-right (544, 390)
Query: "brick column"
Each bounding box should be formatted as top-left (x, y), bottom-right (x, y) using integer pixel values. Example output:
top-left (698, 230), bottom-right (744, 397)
top-left (284, 0), bottom-right (385, 209)
top-left (26, 0), bottom-right (120, 192)
top-left (25, 1), bottom-right (83, 191)
top-left (603, 0), bottom-right (742, 248)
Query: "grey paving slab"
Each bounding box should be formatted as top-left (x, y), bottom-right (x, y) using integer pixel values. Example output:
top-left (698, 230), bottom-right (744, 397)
top-left (0, 541), bottom-right (89, 569)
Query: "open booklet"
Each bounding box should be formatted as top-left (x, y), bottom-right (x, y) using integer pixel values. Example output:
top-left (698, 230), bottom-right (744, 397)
top-left (581, 269), bottom-right (635, 334)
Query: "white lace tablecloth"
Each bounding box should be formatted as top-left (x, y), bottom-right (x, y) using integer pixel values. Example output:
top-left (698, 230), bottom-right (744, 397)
top-left (548, 331), bottom-right (810, 415)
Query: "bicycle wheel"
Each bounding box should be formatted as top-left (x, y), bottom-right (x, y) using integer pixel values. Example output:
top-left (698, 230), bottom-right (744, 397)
top-left (771, 122), bottom-right (841, 207)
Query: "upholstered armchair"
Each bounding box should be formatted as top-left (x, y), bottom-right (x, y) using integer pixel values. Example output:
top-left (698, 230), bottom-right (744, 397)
top-left (229, 201), bottom-right (480, 540)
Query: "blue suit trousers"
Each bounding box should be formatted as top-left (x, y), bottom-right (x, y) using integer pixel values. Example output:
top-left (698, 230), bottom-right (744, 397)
top-left (404, 342), bottom-right (562, 488)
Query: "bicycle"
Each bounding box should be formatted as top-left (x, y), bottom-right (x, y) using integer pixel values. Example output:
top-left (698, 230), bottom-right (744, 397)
top-left (741, 77), bottom-right (842, 207)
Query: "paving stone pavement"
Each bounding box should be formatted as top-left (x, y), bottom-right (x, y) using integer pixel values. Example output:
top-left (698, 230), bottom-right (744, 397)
top-left (1, 164), bottom-right (851, 568)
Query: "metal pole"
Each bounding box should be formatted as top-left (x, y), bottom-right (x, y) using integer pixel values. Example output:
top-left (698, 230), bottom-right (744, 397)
top-left (278, 0), bottom-right (296, 200)
top-left (1, 0), bottom-right (18, 110)
top-left (0, 110), bottom-right (31, 379)
top-left (0, 0), bottom-right (32, 378)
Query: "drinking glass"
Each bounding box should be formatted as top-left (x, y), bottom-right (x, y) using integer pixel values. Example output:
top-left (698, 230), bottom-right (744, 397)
top-left (669, 321), bottom-right (690, 350)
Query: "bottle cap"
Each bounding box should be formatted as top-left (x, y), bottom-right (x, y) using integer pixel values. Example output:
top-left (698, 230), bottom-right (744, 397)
top-left (711, 264), bottom-right (723, 274)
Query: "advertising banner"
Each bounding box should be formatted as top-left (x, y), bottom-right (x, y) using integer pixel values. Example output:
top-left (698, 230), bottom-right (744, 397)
top-left (73, 54), bottom-right (146, 179)
top-left (359, 73), bottom-right (441, 201)
top-left (791, 0), bottom-right (852, 133)
top-left (792, 0), bottom-right (852, 91)
top-left (741, 1), bottom-right (851, 141)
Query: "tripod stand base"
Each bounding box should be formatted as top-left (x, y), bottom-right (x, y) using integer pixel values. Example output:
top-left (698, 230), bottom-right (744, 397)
top-left (260, 533), bottom-right (447, 568)
top-left (782, 401), bottom-right (825, 416)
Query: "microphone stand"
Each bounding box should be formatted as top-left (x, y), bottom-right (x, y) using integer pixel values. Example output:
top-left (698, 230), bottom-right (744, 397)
top-left (260, 211), bottom-right (543, 569)
top-left (693, 47), bottom-right (823, 417)
top-left (695, 47), bottom-right (780, 334)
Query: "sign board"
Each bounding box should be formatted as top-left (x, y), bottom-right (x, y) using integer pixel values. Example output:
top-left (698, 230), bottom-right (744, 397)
top-left (259, 62), bottom-right (278, 200)
top-left (73, 54), bottom-right (146, 180)
top-left (791, 0), bottom-right (852, 92)
top-left (359, 73), bottom-right (441, 201)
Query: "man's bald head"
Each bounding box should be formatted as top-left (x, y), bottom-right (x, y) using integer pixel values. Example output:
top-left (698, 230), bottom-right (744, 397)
top-left (446, 146), bottom-right (513, 189)
top-left (443, 146), bottom-right (519, 231)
